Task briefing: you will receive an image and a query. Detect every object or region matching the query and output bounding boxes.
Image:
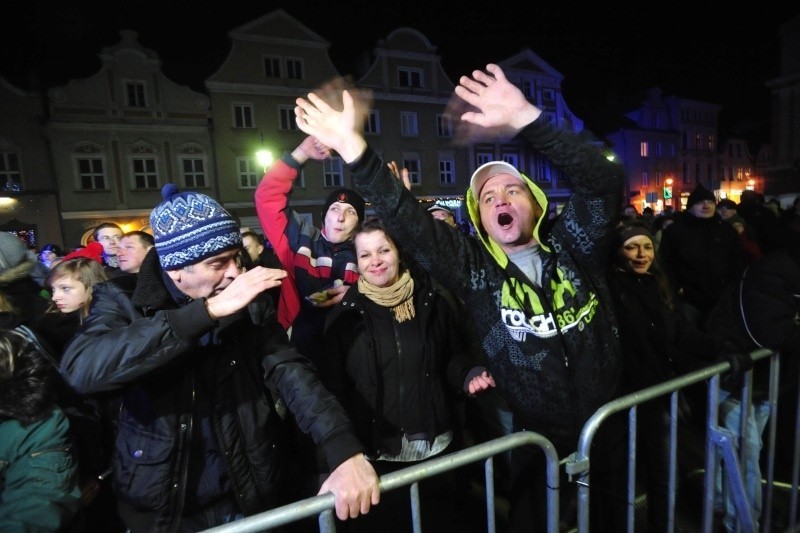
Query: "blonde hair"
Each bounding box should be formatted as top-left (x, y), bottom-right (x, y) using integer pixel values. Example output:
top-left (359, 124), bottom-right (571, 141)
top-left (46, 258), bottom-right (108, 318)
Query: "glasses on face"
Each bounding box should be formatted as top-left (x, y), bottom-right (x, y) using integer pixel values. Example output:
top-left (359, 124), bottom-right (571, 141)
top-left (99, 235), bottom-right (122, 242)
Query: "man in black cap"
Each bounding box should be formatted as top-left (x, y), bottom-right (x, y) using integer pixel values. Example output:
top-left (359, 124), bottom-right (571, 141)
top-left (659, 183), bottom-right (746, 325)
top-left (254, 136), bottom-right (369, 499)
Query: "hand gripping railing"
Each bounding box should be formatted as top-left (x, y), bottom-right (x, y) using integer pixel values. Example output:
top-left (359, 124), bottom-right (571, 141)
top-left (203, 431), bottom-right (560, 533)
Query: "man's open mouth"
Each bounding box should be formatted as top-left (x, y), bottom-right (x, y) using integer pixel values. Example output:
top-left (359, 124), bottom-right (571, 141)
top-left (497, 213), bottom-right (513, 226)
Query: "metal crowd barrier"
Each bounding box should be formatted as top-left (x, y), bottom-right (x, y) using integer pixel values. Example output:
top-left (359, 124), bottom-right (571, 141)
top-left (570, 347), bottom-right (799, 532)
top-left (203, 347), bottom-right (798, 532)
top-left (203, 431), bottom-right (560, 533)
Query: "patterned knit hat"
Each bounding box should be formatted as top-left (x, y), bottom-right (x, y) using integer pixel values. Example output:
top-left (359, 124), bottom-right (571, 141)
top-left (150, 184), bottom-right (241, 270)
top-left (323, 188), bottom-right (365, 222)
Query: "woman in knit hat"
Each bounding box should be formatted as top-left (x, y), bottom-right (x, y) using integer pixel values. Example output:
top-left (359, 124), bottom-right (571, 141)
top-left (321, 216), bottom-right (494, 532)
top-left (610, 221), bottom-right (746, 531)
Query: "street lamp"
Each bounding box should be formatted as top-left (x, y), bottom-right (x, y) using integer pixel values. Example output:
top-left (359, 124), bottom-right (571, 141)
top-left (256, 149), bottom-right (273, 173)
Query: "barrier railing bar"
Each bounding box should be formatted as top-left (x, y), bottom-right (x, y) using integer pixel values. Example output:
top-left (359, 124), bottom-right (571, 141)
top-left (203, 431), bottom-right (559, 533)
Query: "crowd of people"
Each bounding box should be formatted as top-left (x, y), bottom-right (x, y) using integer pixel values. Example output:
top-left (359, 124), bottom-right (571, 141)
top-left (1, 62), bottom-right (798, 533)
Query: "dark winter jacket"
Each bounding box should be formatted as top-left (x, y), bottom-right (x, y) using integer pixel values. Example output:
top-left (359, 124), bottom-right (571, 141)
top-left (59, 249), bottom-right (364, 532)
top-left (659, 212), bottom-right (745, 319)
top-left (706, 242), bottom-right (800, 396)
top-left (350, 117), bottom-right (624, 446)
top-left (322, 273), bottom-right (482, 457)
top-left (611, 269), bottom-right (733, 392)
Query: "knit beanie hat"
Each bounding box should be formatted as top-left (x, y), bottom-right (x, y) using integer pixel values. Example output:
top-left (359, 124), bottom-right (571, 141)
top-left (323, 188), bottom-right (365, 222)
top-left (63, 241), bottom-right (104, 263)
top-left (687, 183), bottom-right (716, 208)
top-left (150, 184), bottom-right (241, 270)
top-left (0, 232), bottom-right (28, 273)
top-left (616, 221), bottom-right (654, 247)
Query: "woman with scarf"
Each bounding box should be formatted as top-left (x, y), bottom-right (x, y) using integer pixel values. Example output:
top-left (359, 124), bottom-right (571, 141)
top-left (321, 217), bottom-right (495, 532)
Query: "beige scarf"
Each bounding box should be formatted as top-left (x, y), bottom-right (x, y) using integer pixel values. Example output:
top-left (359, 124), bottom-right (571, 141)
top-left (358, 270), bottom-right (416, 322)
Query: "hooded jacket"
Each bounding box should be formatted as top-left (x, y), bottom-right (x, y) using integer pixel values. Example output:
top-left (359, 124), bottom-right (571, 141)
top-left (349, 117), bottom-right (623, 446)
top-left (59, 249), bottom-right (364, 532)
top-left (0, 329), bottom-right (81, 531)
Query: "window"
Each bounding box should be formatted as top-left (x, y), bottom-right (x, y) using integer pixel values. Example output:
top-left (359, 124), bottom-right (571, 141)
top-left (541, 89), bottom-right (556, 104)
top-left (181, 158), bottom-right (206, 188)
top-left (669, 144), bottom-right (676, 157)
top-left (682, 163), bottom-right (689, 184)
top-left (365, 110), bottom-right (381, 134)
top-left (695, 133), bottom-right (703, 151)
top-left (641, 171), bottom-right (649, 186)
top-left (397, 67), bottom-right (423, 88)
top-left (654, 171), bottom-right (662, 185)
top-left (436, 114), bottom-right (453, 137)
top-left (77, 158), bottom-right (106, 190)
top-left (502, 153), bottom-right (519, 169)
top-left (521, 80), bottom-right (533, 98)
top-left (402, 155), bottom-right (421, 185)
top-left (132, 158), bottom-right (158, 189)
top-left (178, 144), bottom-right (207, 188)
top-left (236, 157), bottom-right (260, 189)
top-left (126, 82), bottom-right (146, 107)
top-left (655, 142), bottom-right (663, 158)
top-left (324, 157), bottom-right (344, 188)
top-left (438, 155), bottom-right (455, 185)
top-left (233, 104), bottom-right (255, 128)
top-left (640, 141), bottom-right (649, 158)
top-left (400, 112), bottom-right (418, 136)
top-left (279, 106), bottom-right (298, 131)
top-left (476, 152), bottom-right (493, 167)
top-left (707, 163), bottom-right (713, 180)
top-left (264, 56), bottom-right (281, 78)
top-left (286, 58), bottom-right (303, 80)
top-left (0, 151), bottom-right (21, 191)
top-left (707, 134), bottom-right (715, 152)
top-left (533, 153), bottom-right (551, 182)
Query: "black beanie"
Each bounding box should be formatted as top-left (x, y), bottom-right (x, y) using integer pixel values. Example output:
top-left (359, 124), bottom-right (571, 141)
top-left (323, 188), bottom-right (365, 222)
top-left (687, 184), bottom-right (716, 208)
top-left (616, 222), bottom-right (654, 247)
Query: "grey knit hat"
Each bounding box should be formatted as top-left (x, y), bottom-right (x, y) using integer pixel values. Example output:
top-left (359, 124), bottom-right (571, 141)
top-left (0, 233), bottom-right (28, 273)
top-left (150, 184), bottom-right (241, 270)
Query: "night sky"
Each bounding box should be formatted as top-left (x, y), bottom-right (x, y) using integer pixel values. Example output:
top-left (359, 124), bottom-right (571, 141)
top-left (2, 1), bottom-right (798, 144)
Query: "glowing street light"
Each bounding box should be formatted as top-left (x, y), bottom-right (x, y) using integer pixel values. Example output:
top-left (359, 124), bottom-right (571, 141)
top-left (256, 149), bottom-right (273, 173)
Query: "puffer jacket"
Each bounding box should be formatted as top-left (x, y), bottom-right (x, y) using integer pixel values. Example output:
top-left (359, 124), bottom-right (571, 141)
top-left (59, 249), bottom-right (364, 532)
top-left (350, 117), bottom-right (623, 447)
top-left (322, 272), bottom-right (481, 457)
top-left (0, 409), bottom-right (81, 531)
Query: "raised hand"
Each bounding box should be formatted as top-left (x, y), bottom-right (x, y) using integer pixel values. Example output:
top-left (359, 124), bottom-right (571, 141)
top-left (387, 161), bottom-right (411, 191)
top-left (295, 89), bottom-right (368, 163)
top-left (293, 135), bottom-right (332, 164)
top-left (205, 267), bottom-right (286, 319)
top-left (453, 64), bottom-right (541, 135)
